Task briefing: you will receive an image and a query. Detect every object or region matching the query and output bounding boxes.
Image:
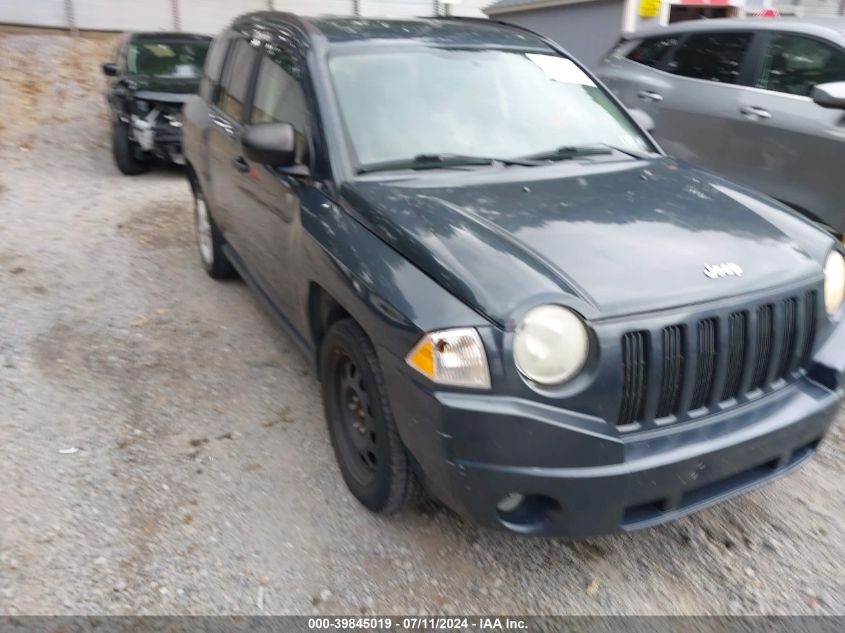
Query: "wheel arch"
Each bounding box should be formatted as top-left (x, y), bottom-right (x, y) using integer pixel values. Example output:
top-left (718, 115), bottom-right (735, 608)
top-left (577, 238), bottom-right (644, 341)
top-left (308, 282), bottom-right (352, 371)
top-left (185, 160), bottom-right (200, 195)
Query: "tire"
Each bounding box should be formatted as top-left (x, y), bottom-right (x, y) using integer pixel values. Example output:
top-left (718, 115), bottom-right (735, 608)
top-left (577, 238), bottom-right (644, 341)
top-left (112, 121), bottom-right (150, 175)
top-left (320, 319), bottom-right (422, 515)
top-left (193, 186), bottom-right (236, 279)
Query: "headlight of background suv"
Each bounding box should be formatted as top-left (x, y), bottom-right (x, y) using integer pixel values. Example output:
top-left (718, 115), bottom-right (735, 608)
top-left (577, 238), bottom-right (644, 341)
top-left (513, 305), bottom-right (589, 386)
top-left (824, 250), bottom-right (845, 316)
top-left (406, 328), bottom-right (490, 389)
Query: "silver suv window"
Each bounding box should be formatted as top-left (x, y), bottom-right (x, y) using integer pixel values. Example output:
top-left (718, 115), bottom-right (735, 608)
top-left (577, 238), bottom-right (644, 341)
top-left (625, 35), bottom-right (679, 68)
top-left (667, 32), bottom-right (752, 84)
top-left (756, 34), bottom-right (845, 97)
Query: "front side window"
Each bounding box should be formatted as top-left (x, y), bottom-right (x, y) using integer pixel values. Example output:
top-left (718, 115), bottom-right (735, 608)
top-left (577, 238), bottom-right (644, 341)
top-left (203, 38), bottom-right (230, 84)
top-left (126, 40), bottom-right (209, 78)
top-left (218, 40), bottom-right (257, 122)
top-left (756, 34), bottom-right (845, 97)
top-left (627, 36), bottom-right (679, 68)
top-left (328, 48), bottom-right (651, 168)
top-left (667, 32), bottom-right (752, 84)
top-left (200, 38), bottom-right (229, 100)
top-left (250, 46), bottom-right (311, 164)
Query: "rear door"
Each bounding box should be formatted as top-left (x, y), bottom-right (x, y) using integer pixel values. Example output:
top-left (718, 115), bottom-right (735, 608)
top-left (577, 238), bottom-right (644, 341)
top-left (597, 34), bottom-right (681, 107)
top-left (722, 32), bottom-right (845, 232)
top-left (206, 37), bottom-right (259, 253)
top-left (646, 30), bottom-right (755, 170)
top-left (231, 40), bottom-right (314, 316)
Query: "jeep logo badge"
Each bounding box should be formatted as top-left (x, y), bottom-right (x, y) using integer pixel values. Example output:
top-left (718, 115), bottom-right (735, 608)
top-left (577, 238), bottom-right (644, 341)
top-left (704, 263), bottom-right (743, 279)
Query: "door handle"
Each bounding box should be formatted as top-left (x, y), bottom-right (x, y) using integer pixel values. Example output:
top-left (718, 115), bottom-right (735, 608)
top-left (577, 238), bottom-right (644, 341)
top-left (740, 106), bottom-right (772, 120)
top-left (638, 90), bottom-right (663, 103)
top-left (232, 156), bottom-right (250, 173)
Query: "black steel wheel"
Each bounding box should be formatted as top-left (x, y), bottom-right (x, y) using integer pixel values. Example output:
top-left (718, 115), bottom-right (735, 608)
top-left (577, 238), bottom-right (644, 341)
top-left (320, 318), bottom-right (422, 514)
top-left (333, 355), bottom-right (379, 485)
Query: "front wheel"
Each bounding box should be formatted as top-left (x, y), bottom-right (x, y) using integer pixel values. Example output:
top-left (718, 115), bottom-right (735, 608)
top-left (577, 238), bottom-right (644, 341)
top-left (320, 319), bottom-right (422, 514)
top-left (112, 121), bottom-right (150, 175)
top-left (194, 187), bottom-right (235, 279)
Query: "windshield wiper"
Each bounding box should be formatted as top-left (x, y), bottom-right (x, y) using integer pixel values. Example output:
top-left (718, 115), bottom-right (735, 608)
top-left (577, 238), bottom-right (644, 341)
top-left (357, 153), bottom-right (538, 174)
top-left (516, 143), bottom-right (649, 163)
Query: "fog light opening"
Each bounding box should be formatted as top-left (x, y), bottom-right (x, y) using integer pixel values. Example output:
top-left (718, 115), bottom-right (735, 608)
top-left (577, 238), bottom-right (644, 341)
top-left (496, 493), bottom-right (561, 533)
top-left (496, 493), bottom-right (525, 514)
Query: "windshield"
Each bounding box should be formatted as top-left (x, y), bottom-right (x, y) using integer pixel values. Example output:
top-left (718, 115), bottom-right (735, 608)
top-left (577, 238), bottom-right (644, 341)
top-left (328, 47), bottom-right (652, 169)
top-left (127, 41), bottom-right (209, 78)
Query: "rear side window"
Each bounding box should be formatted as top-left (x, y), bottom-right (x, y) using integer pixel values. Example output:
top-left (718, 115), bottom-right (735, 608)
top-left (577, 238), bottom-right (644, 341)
top-left (667, 32), bottom-right (752, 84)
top-left (626, 36), bottom-right (679, 68)
top-left (204, 38), bottom-right (229, 83)
top-left (757, 34), bottom-right (845, 97)
top-left (200, 38), bottom-right (228, 100)
top-left (217, 39), bottom-right (257, 122)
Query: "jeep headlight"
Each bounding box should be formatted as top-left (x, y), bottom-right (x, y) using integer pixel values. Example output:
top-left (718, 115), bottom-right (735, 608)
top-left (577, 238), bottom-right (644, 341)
top-left (406, 328), bottom-right (490, 389)
top-left (513, 305), bottom-right (589, 385)
top-left (824, 250), bottom-right (845, 316)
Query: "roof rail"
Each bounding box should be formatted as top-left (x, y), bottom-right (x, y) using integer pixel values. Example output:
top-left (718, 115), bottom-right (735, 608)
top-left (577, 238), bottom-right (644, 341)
top-left (428, 15), bottom-right (573, 58)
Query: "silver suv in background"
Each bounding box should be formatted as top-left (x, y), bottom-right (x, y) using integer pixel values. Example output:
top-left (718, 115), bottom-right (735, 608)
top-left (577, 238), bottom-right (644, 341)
top-left (595, 19), bottom-right (845, 235)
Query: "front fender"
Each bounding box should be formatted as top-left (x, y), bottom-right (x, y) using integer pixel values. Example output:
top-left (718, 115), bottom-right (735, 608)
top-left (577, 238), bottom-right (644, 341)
top-left (298, 191), bottom-right (491, 357)
top-left (296, 191), bottom-right (496, 470)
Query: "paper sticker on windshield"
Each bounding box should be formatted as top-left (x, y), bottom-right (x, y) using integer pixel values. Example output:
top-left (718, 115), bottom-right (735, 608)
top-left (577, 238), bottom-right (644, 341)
top-left (526, 54), bottom-right (596, 87)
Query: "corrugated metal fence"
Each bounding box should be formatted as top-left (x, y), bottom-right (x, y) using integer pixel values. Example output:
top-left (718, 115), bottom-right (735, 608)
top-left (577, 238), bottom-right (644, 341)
top-left (0, 0), bottom-right (488, 34)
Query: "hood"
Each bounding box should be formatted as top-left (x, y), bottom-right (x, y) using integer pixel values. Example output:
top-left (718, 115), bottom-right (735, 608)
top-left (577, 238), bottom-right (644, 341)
top-left (128, 76), bottom-right (200, 102)
top-left (342, 158), bottom-right (829, 326)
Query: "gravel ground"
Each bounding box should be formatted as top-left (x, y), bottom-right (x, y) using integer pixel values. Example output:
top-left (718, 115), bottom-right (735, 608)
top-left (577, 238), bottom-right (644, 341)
top-left (1, 32), bottom-right (844, 617)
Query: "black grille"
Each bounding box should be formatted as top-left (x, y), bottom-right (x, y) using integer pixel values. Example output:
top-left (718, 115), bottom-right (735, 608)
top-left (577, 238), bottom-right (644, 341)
top-left (690, 318), bottom-right (718, 410)
top-left (617, 289), bottom-right (817, 427)
top-left (656, 325), bottom-right (684, 418)
top-left (722, 311), bottom-right (747, 402)
top-left (750, 304), bottom-right (774, 391)
top-left (801, 291), bottom-right (818, 365)
top-left (776, 298), bottom-right (798, 380)
top-left (619, 331), bottom-right (648, 425)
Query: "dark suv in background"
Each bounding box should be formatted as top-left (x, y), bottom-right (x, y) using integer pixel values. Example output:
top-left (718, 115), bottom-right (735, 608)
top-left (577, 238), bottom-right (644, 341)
top-left (182, 13), bottom-right (845, 537)
top-left (103, 32), bottom-right (211, 174)
top-left (596, 19), bottom-right (845, 236)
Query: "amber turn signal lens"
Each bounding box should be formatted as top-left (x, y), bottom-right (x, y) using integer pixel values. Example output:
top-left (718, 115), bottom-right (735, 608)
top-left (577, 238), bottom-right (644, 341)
top-left (405, 328), bottom-right (490, 389)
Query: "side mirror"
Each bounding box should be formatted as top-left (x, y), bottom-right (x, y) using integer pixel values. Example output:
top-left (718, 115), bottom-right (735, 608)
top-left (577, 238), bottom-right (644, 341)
top-left (629, 107), bottom-right (656, 133)
top-left (812, 81), bottom-right (845, 110)
top-left (242, 122), bottom-right (297, 167)
top-left (102, 62), bottom-right (118, 77)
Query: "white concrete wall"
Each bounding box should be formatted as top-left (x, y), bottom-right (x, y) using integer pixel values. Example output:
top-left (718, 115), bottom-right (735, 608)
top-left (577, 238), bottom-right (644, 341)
top-left (773, 0), bottom-right (844, 16)
top-left (0, 0), bottom-right (488, 33)
top-left (0, 0), bottom-right (68, 29)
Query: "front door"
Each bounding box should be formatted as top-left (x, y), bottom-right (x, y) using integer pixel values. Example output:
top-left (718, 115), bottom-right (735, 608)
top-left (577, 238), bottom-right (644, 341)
top-left (232, 42), bottom-right (313, 317)
top-left (722, 32), bottom-right (845, 233)
top-left (206, 37), bottom-right (259, 255)
top-left (646, 30), bottom-right (755, 171)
